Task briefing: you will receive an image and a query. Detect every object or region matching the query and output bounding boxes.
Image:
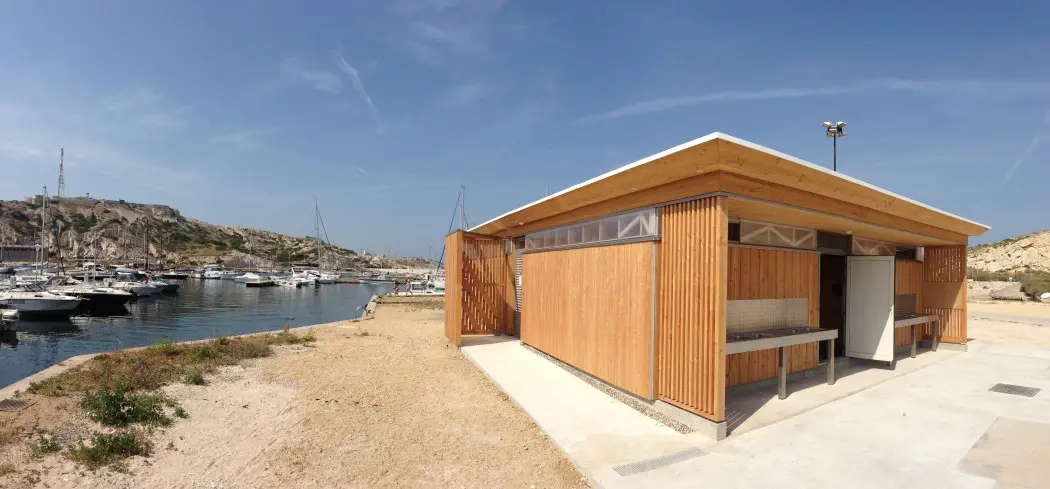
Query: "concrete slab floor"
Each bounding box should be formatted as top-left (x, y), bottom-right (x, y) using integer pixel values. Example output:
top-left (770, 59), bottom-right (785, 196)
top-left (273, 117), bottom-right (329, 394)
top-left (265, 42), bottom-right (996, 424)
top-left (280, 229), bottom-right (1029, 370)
top-left (463, 318), bottom-right (1050, 489)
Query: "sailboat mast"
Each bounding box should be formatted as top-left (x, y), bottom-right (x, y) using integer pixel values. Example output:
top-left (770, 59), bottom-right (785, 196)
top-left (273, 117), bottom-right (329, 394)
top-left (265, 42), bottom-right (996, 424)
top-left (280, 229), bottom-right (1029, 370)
top-left (314, 196), bottom-right (321, 269)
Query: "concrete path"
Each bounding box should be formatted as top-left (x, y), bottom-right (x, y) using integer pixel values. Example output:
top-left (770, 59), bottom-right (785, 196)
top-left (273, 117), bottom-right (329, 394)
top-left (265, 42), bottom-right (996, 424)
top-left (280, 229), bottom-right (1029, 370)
top-left (463, 320), bottom-right (1050, 489)
top-left (460, 337), bottom-right (709, 489)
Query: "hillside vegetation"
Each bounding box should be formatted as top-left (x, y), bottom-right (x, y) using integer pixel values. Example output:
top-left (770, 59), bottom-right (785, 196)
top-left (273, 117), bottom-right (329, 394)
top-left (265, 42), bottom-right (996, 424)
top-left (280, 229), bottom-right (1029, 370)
top-left (0, 197), bottom-right (430, 269)
top-left (969, 229), bottom-right (1050, 298)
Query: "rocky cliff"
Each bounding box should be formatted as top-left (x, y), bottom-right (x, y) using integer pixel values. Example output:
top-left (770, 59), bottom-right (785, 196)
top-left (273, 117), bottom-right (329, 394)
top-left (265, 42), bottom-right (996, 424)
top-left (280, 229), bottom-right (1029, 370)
top-left (0, 197), bottom-right (431, 269)
top-left (969, 230), bottom-right (1050, 273)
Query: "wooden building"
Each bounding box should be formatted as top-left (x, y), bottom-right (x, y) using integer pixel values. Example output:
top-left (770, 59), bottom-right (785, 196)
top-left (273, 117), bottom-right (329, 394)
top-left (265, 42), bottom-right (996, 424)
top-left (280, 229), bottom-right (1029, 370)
top-left (443, 133), bottom-right (988, 438)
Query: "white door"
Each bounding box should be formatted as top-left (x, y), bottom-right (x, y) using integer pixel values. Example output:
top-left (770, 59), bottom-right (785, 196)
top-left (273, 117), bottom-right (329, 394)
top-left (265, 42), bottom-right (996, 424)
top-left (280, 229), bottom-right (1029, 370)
top-left (846, 256), bottom-right (895, 361)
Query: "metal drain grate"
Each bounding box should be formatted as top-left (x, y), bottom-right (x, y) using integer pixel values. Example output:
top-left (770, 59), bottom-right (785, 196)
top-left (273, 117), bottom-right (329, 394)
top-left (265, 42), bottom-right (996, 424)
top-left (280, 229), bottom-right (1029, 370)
top-left (989, 383), bottom-right (1040, 398)
top-left (612, 447), bottom-right (706, 476)
top-left (0, 399), bottom-right (31, 412)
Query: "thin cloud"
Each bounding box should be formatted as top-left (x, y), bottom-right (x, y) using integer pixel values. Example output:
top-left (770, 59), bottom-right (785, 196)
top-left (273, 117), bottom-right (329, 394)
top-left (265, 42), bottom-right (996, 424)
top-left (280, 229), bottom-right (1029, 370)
top-left (439, 83), bottom-right (492, 108)
top-left (210, 129), bottom-right (265, 151)
top-left (137, 106), bottom-right (190, 130)
top-left (998, 134), bottom-right (1041, 189)
top-left (280, 58), bottom-right (343, 94)
top-left (349, 164), bottom-right (369, 178)
top-left (100, 87), bottom-right (162, 113)
top-left (576, 77), bottom-right (1050, 124)
top-left (335, 55), bottom-right (384, 133)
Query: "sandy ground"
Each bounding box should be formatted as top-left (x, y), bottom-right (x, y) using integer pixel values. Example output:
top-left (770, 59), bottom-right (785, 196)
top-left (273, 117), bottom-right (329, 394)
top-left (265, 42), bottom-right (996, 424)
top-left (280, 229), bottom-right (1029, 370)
top-left (0, 303), bottom-right (584, 488)
top-left (967, 300), bottom-right (1050, 350)
top-left (967, 300), bottom-right (1050, 318)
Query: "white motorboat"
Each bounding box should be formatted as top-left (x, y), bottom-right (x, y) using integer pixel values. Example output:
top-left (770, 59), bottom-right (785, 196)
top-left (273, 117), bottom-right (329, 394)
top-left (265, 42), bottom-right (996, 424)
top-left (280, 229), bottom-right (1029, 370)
top-left (2, 307), bottom-right (19, 328)
top-left (147, 278), bottom-right (180, 293)
top-left (392, 280), bottom-right (445, 296)
top-left (359, 274), bottom-right (395, 284)
top-left (304, 269), bottom-right (338, 284)
top-left (239, 272), bottom-right (276, 287)
top-left (110, 272), bottom-right (158, 297)
top-left (274, 278), bottom-right (301, 288)
top-left (51, 283), bottom-right (134, 314)
top-left (201, 265), bottom-right (236, 280)
top-left (0, 285), bottom-right (83, 319)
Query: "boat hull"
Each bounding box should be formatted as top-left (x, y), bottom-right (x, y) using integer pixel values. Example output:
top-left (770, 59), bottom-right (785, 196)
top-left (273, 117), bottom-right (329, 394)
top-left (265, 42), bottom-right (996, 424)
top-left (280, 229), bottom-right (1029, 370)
top-left (0, 298), bottom-right (82, 319)
top-left (68, 292), bottom-right (134, 314)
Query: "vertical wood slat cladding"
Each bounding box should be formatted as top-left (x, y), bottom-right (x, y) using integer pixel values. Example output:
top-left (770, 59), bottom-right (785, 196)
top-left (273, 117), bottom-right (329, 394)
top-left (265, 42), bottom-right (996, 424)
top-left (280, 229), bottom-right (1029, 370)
top-left (725, 247), bottom-right (819, 387)
top-left (894, 260), bottom-right (925, 347)
top-left (443, 231), bottom-right (464, 345)
top-left (521, 243), bottom-right (653, 398)
top-left (923, 246), bottom-right (967, 344)
top-left (462, 235), bottom-right (510, 335)
top-left (655, 197), bottom-right (727, 421)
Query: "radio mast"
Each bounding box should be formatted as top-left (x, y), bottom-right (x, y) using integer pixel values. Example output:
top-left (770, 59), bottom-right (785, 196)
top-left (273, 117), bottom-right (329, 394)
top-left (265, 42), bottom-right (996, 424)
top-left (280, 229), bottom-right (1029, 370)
top-left (57, 148), bottom-right (65, 200)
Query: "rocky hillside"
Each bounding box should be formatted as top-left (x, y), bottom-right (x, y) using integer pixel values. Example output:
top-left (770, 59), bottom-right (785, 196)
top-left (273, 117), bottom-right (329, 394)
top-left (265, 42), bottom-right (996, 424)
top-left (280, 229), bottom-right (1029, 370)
top-left (0, 197), bottom-right (432, 269)
top-left (969, 230), bottom-right (1050, 273)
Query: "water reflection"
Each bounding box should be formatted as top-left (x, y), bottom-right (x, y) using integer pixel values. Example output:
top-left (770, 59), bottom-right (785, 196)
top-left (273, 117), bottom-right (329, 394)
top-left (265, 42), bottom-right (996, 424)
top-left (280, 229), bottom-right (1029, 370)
top-left (0, 280), bottom-right (387, 387)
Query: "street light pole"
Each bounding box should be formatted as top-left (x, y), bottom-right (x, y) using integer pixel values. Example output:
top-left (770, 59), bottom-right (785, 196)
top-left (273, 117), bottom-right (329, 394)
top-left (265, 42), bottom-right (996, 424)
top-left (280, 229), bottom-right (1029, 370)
top-left (823, 121), bottom-right (847, 172)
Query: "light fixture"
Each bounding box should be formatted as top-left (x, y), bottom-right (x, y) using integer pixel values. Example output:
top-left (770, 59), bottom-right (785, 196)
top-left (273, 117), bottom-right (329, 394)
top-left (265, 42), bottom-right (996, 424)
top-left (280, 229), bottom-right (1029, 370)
top-left (822, 121), bottom-right (847, 171)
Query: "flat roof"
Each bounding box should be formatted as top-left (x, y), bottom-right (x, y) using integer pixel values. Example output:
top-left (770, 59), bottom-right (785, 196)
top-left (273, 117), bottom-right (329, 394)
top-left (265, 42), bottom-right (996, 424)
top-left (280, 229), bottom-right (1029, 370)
top-left (470, 132), bottom-right (989, 239)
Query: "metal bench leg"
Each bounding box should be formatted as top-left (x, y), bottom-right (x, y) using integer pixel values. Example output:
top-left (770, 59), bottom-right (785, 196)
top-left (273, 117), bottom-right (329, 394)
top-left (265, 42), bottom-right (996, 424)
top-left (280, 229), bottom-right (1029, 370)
top-left (827, 338), bottom-right (836, 385)
top-left (778, 346), bottom-right (788, 400)
top-left (911, 324), bottom-right (917, 358)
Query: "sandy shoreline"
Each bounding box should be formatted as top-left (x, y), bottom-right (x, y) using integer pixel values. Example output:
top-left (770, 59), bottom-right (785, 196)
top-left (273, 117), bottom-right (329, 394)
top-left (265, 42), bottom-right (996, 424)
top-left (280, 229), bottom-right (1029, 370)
top-left (0, 298), bottom-right (584, 488)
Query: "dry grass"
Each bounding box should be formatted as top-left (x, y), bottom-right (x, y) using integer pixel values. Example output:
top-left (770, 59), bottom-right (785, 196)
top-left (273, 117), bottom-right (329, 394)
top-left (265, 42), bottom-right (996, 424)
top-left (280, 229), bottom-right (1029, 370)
top-left (26, 331), bottom-right (315, 397)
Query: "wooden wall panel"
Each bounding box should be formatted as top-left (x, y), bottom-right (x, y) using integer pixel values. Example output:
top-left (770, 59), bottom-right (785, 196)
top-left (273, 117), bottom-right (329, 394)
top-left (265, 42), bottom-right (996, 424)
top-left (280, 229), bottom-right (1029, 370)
top-left (894, 259), bottom-right (924, 347)
top-left (725, 247), bottom-right (820, 387)
top-left (443, 231), bottom-right (463, 346)
top-left (655, 197), bottom-right (727, 421)
top-left (923, 246), bottom-right (967, 344)
top-left (521, 243), bottom-right (653, 398)
top-left (462, 235), bottom-right (510, 335)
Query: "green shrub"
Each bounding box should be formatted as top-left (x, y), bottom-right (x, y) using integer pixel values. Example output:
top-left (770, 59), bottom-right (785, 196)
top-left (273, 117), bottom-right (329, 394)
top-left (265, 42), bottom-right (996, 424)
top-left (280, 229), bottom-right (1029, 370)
top-left (69, 431), bottom-right (150, 468)
top-left (182, 370), bottom-right (205, 386)
top-left (31, 431), bottom-right (61, 456)
top-left (149, 338), bottom-right (178, 356)
top-left (81, 381), bottom-right (172, 427)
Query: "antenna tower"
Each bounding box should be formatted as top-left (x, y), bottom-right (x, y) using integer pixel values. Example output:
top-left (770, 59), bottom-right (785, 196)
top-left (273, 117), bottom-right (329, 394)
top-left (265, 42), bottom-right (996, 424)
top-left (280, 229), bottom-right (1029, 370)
top-left (57, 148), bottom-right (65, 199)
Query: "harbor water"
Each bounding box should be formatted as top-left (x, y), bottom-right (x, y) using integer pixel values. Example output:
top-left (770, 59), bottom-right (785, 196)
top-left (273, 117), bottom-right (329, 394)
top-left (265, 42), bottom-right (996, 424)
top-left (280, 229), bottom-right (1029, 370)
top-left (0, 279), bottom-right (390, 388)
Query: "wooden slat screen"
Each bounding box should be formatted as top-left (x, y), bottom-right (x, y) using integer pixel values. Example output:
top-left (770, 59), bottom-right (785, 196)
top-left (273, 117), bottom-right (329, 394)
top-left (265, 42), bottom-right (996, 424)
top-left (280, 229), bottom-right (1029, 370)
top-left (923, 246), bottom-right (967, 344)
top-left (521, 243), bottom-right (654, 398)
top-left (462, 234), bottom-right (510, 335)
top-left (443, 231), bottom-right (464, 345)
top-left (725, 247), bottom-right (820, 386)
top-left (655, 196), bottom-right (727, 422)
top-left (894, 259), bottom-right (925, 347)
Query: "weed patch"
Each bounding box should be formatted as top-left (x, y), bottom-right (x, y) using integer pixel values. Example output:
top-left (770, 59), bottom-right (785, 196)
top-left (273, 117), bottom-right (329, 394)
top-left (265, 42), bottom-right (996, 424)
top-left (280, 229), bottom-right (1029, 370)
top-left (82, 381), bottom-right (173, 427)
top-left (183, 369), bottom-right (205, 386)
top-left (26, 331), bottom-right (315, 396)
top-left (30, 431), bottom-right (61, 457)
top-left (70, 431), bottom-right (151, 468)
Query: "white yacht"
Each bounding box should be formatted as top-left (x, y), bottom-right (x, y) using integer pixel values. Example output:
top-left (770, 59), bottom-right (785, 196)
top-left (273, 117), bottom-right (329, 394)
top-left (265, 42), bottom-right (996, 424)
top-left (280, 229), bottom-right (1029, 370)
top-left (0, 284), bottom-right (83, 319)
top-left (201, 265), bottom-right (237, 280)
top-left (110, 272), bottom-right (158, 297)
top-left (51, 283), bottom-right (134, 313)
top-left (359, 273), bottom-right (395, 284)
top-left (239, 272), bottom-right (276, 287)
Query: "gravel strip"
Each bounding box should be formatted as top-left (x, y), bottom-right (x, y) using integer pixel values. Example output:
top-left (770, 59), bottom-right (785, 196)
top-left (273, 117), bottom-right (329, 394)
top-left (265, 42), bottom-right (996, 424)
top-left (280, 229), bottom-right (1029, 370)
top-left (521, 344), bottom-right (693, 434)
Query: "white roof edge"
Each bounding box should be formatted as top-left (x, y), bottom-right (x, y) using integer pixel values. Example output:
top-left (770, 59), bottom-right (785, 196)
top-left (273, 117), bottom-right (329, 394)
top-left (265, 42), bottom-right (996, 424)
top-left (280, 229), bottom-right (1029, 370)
top-left (468, 132), bottom-right (725, 232)
top-left (470, 132), bottom-right (990, 234)
top-left (713, 133), bottom-right (989, 231)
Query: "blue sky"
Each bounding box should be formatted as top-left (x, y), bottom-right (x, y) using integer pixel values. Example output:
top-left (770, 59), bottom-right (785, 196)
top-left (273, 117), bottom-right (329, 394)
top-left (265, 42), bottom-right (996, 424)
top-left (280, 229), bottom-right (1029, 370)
top-left (1, 1), bottom-right (1048, 257)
